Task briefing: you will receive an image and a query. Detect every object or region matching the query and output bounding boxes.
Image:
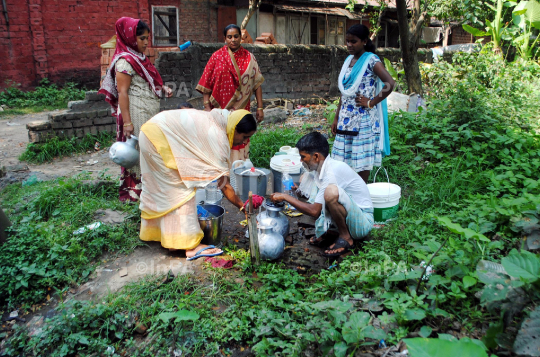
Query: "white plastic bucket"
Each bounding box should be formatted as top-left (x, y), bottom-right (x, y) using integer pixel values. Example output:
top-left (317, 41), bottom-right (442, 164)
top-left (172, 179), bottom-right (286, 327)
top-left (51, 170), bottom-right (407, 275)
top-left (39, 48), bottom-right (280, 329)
top-left (367, 168), bottom-right (401, 223)
top-left (279, 146), bottom-right (299, 155)
top-left (270, 154), bottom-right (303, 193)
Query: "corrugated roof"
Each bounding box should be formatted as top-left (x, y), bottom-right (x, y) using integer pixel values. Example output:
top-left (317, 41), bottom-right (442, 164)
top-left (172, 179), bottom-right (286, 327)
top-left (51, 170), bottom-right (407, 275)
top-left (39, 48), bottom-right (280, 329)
top-left (274, 4), bottom-right (364, 19)
top-left (306, 0), bottom-right (404, 10)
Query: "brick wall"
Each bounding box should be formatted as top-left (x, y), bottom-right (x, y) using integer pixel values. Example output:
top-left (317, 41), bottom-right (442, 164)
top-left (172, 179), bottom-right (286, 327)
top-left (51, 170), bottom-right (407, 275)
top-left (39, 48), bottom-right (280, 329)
top-left (155, 43), bottom-right (433, 101)
top-left (0, 0), bottom-right (218, 91)
top-left (26, 43), bottom-right (434, 143)
top-left (451, 26), bottom-right (474, 45)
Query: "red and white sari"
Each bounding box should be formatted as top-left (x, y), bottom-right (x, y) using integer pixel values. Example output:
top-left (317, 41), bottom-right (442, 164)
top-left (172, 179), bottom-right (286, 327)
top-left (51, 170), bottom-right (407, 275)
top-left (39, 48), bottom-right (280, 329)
top-left (98, 17), bottom-right (164, 202)
top-left (196, 46), bottom-right (264, 164)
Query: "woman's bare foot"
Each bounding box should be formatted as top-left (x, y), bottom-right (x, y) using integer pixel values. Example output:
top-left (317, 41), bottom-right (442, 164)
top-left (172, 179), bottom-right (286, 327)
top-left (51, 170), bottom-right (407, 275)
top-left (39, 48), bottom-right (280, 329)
top-left (185, 244), bottom-right (222, 258)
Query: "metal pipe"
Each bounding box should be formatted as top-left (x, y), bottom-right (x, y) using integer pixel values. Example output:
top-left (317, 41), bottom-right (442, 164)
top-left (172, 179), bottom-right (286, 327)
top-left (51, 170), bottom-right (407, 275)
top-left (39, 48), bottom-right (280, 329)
top-left (1, 0), bottom-right (8, 26)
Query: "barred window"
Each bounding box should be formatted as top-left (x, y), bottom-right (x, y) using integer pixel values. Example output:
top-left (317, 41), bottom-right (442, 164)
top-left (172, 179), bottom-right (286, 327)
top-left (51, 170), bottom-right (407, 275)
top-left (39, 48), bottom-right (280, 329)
top-left (152, 6), bottom-right (179, 46)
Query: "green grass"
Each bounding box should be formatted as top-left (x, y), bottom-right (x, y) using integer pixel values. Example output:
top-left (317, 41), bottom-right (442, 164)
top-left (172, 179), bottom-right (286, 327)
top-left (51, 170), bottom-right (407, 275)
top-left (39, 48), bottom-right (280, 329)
top-left (19, 132), bottom-right (115, 164)
top-left (0, 173), bottom-right (143, 311)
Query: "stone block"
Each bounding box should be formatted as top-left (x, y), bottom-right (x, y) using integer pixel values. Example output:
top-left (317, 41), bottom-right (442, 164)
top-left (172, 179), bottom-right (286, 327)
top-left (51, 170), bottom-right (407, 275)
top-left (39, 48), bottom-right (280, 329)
top-left (67, 100), bottom-right (87, 109)
top-left (74, 128), bottom-right (84, 138)
top-left (28, 130), bottom-right (55, 143)
top-left (83, 127), bottom-right (92, 136)
top-left (98, 108), bottom-right (110, 117)
top-left (51, 121), bottom-right (73, 129)
top-left (90, 126), bottom-right (98, 136)
top-left (264, 108), bottom-right (288, 124)
top-left (87, 111), bottom-right (98, 118)
top-left (93, 116), bottom-right (114, 125)
top-left (85, 91), bottom-right (106, 102)
top-left (26, 120), bottom-right (51, 130)
top-left (72, 119), bottom-right (94, 128)
top-left (49, 113), bottom-right (65, 122)
top-left (276, 86), bottom-right (287, 93)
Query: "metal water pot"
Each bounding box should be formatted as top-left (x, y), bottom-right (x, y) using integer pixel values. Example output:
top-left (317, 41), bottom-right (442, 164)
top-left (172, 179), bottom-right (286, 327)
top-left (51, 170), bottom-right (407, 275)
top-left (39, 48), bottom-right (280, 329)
top-left (234, 166), bottom-right (271, 202)
top-left (109, 135), bottom-right (140, 169)
top-left (257, 200), bottom-right (289, 239)
top-left (258, 225), bottom-right (285, 260)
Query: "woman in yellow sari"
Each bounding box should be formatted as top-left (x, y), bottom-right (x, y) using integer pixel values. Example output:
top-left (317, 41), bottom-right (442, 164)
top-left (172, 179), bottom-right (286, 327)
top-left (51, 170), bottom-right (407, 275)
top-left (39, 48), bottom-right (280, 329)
top-left (138, 109), bottom-right (256, 259)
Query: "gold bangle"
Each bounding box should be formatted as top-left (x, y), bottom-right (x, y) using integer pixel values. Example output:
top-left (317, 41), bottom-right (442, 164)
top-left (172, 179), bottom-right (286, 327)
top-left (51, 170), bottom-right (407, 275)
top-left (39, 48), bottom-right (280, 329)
top-left (204, 101), bottom-right (210, 105)
top-left (367, 100), bottom-right (372, 109)
top-left (257, 108), bottom-right (263, 110)
top-left (123, 123), bottom-right (133, 127)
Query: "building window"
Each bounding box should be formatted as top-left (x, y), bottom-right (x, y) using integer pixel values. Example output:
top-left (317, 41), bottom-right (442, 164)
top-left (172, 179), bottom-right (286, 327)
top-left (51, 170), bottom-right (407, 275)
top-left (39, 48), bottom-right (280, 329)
top-left (152, 6), bottom-right (179, 46)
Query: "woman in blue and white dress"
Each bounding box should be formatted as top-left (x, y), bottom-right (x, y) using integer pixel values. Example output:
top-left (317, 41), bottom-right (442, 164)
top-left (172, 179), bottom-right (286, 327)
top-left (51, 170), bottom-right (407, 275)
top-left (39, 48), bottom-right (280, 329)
top-left (331, 24), bottom-right (395, 183)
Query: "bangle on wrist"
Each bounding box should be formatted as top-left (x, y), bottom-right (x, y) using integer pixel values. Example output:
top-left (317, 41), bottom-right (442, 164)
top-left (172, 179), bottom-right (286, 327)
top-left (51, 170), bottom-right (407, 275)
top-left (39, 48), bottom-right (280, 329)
top-left (204, 100), bottom-right (210, 105)
top-left (123, 122), bottom-right (133, 127)
top-left (367, 100), bottom-right (372, 109)
top-left (257, 107), bottom-right (263, 110)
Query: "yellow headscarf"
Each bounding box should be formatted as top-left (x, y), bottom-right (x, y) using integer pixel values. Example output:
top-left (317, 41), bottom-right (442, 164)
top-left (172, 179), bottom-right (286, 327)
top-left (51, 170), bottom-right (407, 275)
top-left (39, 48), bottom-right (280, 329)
top-left (226, 109), bottom-right (252, 148)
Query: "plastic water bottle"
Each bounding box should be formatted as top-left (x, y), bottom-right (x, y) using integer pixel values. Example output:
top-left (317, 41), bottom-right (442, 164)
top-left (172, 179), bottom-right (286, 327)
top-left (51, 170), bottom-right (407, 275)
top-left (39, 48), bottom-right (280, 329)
top-left (205, 180), bottom-right (219, 204)
top-left (282, 171), bottom-right (297, 211)
top-left (477, 260), bottom-right (507, 274)
top-left (179, 41), bottom-right (192, 51)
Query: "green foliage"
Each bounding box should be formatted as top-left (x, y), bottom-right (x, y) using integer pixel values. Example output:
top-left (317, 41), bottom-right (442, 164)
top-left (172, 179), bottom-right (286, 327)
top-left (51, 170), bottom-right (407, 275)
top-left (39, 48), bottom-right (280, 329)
top-left (507, 0), bottom-right (540, 60)
top-left (0, 176), bottom-right (142, 310)
top-left (249, 127), bottom-right (304, 168)
top-left (0, 79), bottom-right (85, 110)
top-left (19, 132), bottom-right (115, 164)
top-left (462, 0), bottom-right (508, 51)
top-left (429, 0), bottom-right (495, 27)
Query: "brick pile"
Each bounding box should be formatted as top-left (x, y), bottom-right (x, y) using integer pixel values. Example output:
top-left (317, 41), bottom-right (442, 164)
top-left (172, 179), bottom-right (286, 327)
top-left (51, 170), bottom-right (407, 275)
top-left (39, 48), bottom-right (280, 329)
top-left (26, 92), bottom-right (115, 144)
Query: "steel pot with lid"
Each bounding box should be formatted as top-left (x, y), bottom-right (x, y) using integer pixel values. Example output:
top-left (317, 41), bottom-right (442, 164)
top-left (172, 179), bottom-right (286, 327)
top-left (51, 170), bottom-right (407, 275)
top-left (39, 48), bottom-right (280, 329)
top-left (234, 166), bottom-right (271, 201)
top-left (257, 200), bottom-right (289, 239)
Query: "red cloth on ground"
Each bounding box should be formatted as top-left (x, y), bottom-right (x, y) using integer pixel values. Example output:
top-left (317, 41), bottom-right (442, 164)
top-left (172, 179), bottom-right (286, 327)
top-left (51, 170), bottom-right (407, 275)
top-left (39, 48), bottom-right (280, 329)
top-left (204, 257), bottom-right (234, 269)
top-left (243, 194), bottom-right (264, 210)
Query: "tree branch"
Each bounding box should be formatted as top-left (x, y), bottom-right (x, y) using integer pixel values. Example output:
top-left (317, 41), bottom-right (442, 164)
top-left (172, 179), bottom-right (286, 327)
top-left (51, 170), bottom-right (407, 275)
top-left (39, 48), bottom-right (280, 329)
top-left (413, 11), bottom-right (428, 41)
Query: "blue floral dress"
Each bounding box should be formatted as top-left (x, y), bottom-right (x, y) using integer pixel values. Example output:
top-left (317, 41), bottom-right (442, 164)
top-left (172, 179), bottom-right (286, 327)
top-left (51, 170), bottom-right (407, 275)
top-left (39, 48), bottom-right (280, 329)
top-left (332, 55), bottom-right (382, 172)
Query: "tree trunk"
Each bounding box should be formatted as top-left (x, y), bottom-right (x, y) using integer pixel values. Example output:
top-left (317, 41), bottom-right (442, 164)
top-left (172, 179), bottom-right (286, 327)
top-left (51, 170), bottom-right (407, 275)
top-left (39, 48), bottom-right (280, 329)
top-left (396, 0), bottom-right (424, 95)
top-left (241, 0), bottom-right (260, 30)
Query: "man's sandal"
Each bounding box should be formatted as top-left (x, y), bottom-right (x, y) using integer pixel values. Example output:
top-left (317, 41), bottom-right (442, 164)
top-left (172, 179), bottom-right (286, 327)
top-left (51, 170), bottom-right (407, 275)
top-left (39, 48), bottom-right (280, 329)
top-left (322, 237), bottom-right (353, 257)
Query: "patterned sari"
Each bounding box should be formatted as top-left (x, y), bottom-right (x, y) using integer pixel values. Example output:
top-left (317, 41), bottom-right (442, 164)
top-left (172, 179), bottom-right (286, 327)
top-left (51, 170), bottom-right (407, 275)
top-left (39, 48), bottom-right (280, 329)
top-left (196, 46), bottom-right (264, 164)
top-left (139, 109), bottom-right (249, 249)
top-left (98, 17), bottom-right (164, 202)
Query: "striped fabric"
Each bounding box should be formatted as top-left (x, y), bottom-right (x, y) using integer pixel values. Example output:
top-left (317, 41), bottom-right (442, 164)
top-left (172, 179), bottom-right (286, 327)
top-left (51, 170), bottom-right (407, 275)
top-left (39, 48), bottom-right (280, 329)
top-left (332, 126), bottom-right (382, 172)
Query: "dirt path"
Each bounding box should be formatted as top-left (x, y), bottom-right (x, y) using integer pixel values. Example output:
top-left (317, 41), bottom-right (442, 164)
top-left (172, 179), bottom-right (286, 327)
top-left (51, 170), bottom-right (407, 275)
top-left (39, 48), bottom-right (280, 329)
top-left (0, 111), bottom-right (118, 189)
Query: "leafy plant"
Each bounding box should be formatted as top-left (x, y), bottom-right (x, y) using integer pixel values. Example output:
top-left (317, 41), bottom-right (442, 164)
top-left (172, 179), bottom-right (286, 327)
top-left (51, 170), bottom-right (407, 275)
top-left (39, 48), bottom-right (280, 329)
top-left (463, 0), bottom-right (508, 54)
top-left (405, 337), bottom-right (488, 357)
top-left (508, 0), bottom-right (540, 60)
top-left (0, 78), bottom-right (85, 110)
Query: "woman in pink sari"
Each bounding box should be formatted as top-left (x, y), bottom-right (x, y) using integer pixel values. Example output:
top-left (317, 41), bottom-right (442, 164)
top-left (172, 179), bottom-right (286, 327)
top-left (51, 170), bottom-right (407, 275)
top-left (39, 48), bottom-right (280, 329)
top-left (196, 24), bottom-right (264, 164)
top-left (99, 17), bottom-right (172, 202)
